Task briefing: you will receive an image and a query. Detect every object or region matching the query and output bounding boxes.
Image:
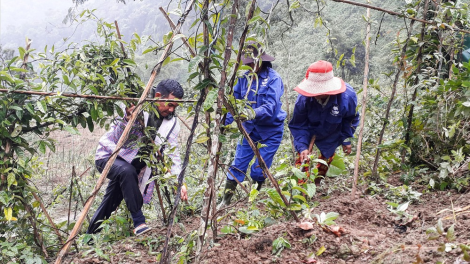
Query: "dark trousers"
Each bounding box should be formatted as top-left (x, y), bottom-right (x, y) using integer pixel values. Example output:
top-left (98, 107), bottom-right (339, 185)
top-left (87, 157), bottom-right (146, 234)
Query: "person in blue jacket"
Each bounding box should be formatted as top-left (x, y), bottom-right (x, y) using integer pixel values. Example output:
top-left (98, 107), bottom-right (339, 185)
top-left (219, 43), bottom-right (287, 207)
top-left (288, 60), bottom-right (360, 184)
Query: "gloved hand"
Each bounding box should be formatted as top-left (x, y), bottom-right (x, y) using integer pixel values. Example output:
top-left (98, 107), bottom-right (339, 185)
top-left (238, 108), bottom-right (256, 121)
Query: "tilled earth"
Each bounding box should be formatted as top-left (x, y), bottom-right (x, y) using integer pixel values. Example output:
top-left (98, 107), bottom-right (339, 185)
top-left (63, 181), bottom-right (470, 264)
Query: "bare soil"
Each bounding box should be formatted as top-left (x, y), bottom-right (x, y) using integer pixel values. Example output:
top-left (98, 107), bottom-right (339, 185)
top-left (63, 181), bottom-right (470, 264)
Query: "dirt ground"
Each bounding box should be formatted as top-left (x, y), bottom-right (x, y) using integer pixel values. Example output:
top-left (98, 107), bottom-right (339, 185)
top-left (62, 179), bottom-right (470, 264)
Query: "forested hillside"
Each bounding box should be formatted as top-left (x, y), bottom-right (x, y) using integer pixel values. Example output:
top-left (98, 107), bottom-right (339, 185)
top-left (1, 0), bottom-right (469, 263)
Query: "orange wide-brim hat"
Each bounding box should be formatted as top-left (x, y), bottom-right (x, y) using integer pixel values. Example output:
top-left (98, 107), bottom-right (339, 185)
top-left (294, 60), bottom-right (346, 97)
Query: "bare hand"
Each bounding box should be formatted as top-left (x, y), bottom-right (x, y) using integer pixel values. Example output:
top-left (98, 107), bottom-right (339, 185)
top-left (180, 185), bottom-right (188, 201)
top-left (300, 149), bottom-right (310, 163)
top-left (125, 104), bottom-right (136, 121)
top-left (342, 144), bottom-right (352, 155)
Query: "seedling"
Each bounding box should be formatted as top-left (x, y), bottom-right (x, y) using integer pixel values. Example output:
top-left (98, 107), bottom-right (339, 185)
top-left (272, 235), bottom-right (291, 256)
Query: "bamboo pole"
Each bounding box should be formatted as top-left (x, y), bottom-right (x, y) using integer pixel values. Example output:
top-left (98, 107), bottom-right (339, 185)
top-left (330, 0), bottom-right (470, 34)
top-left (0, 89), bottom-right (195, 103)
top-left (53, 2), bottom-right (194, 262)
top-left (351, 5), bottom-right (371, 199)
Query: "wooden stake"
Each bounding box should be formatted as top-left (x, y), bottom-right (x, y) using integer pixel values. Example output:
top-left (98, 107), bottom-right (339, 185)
top-left (31, 191), bottom-right (64, 244)
top-left (153, 180), bottom-right (167, 222)
top-left (53, 3), bottom-right (194, 262)
top-left (351, 5), bottom-right (371, 200)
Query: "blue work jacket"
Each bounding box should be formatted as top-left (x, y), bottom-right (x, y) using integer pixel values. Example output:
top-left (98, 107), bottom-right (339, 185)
top-left (288, 83), bottom-right (360, 158)
top-left (226, 67), bottom-right (287, 140)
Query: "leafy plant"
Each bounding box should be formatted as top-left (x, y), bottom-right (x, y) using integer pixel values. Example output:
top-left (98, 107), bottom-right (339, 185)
top-left (272, 235), bottom-right (291, 256)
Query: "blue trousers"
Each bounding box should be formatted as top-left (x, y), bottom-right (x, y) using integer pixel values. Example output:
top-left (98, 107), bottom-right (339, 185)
top-left (227, 130), bottom-right (283, 183)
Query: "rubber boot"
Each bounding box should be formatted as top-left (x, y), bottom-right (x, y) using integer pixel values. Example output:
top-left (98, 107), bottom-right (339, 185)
top-left (217, 179), bottom-right (237, 209)
top-left (254, 181), bottom-right (264, 191)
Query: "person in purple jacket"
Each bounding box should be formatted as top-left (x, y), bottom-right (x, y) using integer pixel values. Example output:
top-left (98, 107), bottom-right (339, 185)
top-left (88, 79), bottom-right (188, 236)
top-left (288, 60), bottom-right (360, 184)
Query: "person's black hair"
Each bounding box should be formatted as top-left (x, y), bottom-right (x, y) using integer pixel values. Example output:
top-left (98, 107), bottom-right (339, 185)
top-left (150, 79), bottom-right (184, 99)
top-left (259, 61), bottom-right (272, 71)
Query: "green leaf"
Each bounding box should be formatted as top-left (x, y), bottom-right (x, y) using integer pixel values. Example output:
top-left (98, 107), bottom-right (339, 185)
top-left (293, 195), bottom-right (307, 203)
top-left (25, 103), bottom-right (35, 114)
top-left (266, 188), bottom-right (286, 208)
top-left (292, 186), bottom-right (308, 196)
top-left (203, 89), bottom-right (218, 111)
top-left (18, 47), bottom-right (26, 60)
top-left (239, 226), bottom-right (256, 234)
top-left (396, 201), bottom-right (410, 212)
top-left (63, 125), bottom-right (79, 135)
top-left (0, 191), bottom-right (11, 205)
top-left (4, 207), bottom-right (13, 221)
top-left (10, 124), bottom-right (22, 138)
top-left (249, 189), bottom-right (259, 202)
top-left (87, 116), bottom-right (94, 132)
top-left (426, 227), bottom-right (440, 240)
top-left (316, 245), bottom-right (326, 256)
top-left (446, 224), bottom-right (455, 241)
top-left (306, 183), bottom-right (316, 198)
top-left (289, 0), bottom-right (300, 11)
top-left (326, 156), bottom-right (346, 177)
top-left (142, 46), bottom-right (158, 55)
top-left (162, 56), bottom-right (171, 67)
top-left (109, 58), bottom-right (120, 66)
top-left (38, 140), bottom-right (46, 154)
top-left (90, 105), bottom-right (98, 121)
top-left (37, 100), bottom-right (47, 114)
top-left (292, 167), bottom-right (306, 179)
top-left (272, 237), bottom-right (291, 254)
top-left (221, 225), bottom-right (234, 234)
top-left (7, 173), bottom-right (16, 188)
top-left (188, 55), bottom-right (203, 73)
top-left (123, 59), bottom-right (136, 66)
top-left (195, 136), bottom-right (210, 144)
top-left (89, 85), bottom-right (99, 95)
top-left (437, 219), bottom-right (444, 235)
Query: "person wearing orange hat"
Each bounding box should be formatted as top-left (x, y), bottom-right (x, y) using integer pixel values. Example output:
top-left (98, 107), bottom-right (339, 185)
top-left (288, 60), bottom-right (360, 184)
top-left (218, 43), bottom-right (287, 208)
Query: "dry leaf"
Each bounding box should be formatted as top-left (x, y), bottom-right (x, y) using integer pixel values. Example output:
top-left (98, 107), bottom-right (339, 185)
top-left (304, 257), bottom-right (317, 263)
top-left (297, 222), bottom-right (314, 230)
top-left (329, 226), bottom-right (346, 237)
top-left (234, 219), bottom-right (246, 225)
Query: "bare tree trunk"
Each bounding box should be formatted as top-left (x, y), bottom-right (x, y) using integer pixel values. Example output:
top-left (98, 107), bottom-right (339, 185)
top-left (372, 18), bottom-right (417, 177)
top-left (196, 0), bottom-right (240, 256)
top-left (197, 0), bottom-right (215, 255)
top-left (351, 5), bottom-right (371, 199)
top-left (403, 0), bottom-right (430, 161)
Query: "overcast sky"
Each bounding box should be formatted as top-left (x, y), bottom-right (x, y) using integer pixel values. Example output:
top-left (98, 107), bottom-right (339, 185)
top-left (0, 0), bottom-right (150, 49)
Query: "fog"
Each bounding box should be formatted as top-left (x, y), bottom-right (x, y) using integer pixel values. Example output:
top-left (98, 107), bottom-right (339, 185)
top-left (0, 0), bottom-right (166, 51)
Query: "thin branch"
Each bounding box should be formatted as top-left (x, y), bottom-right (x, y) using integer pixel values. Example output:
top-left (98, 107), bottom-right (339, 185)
top-left (0, 89), bottom-right (196, 103)
top-left (351, 5), bottom-right (371, 199)
top-left (330, 0), bottom-right (470, 34)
